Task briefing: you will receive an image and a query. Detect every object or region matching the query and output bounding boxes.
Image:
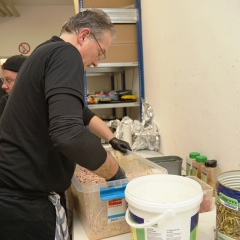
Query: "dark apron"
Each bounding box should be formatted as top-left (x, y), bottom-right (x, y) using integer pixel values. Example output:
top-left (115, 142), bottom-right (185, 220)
top-left (0, 188), bottom-right (68, 240)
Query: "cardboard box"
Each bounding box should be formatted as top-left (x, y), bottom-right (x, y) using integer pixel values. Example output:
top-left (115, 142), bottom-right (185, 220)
top-left (82, 0), bottom-right (135, 8)
top-left (101, 24), bottom-right (137, 63)
top-left (103, 43), bottom-right (137, 63)
top-left (114, 24), bottom-right (137, 44)
top-left (69, 151), bottom-right (167, 240)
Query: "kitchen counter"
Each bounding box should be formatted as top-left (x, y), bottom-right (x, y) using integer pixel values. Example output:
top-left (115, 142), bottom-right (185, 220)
top-left (72, 150), bottom-right (215, 240)
top-left (72, 200), bottom-right (216, 240)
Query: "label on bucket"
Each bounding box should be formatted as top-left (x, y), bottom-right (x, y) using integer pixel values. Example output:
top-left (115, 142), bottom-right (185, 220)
top-left (107, 198), bottom-right (127, 224)
top-left (129, 210), bottom-right (199, 240)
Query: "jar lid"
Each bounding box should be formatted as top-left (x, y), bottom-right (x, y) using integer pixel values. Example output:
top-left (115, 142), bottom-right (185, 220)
top-left (196, 155), bottom-right (207, 162)
top-left (205, 160), bottom-right (217, 167)
top-left (189, 152), bottom-right (200, 158)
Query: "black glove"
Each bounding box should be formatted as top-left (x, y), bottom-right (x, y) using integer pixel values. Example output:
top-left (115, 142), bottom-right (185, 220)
top-left (107, 165), bottom-right (126, 181)
top-left (109, 137), bottom-right (132, 153)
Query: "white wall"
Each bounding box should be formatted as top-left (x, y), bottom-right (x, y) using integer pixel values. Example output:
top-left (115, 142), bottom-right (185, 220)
top-left (141, 0), bottom-right (240, 172)
top-left (0, 5), bottom-right (75, 58)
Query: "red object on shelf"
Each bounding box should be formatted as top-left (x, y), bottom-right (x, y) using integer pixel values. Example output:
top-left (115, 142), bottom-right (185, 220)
top-left (87, 101), bottom-right (96, 104)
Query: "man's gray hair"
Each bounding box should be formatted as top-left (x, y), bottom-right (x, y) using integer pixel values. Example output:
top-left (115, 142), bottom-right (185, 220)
top-left (60, 9), bottom-right (116, 41)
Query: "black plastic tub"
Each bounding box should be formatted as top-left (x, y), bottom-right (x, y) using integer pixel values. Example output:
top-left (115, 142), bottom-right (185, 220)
top-left (146, 156), bottom-right (183, 175)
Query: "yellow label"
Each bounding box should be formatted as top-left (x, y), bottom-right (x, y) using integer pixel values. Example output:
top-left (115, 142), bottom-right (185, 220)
top-left (130, 227), bottom-right (137, 240)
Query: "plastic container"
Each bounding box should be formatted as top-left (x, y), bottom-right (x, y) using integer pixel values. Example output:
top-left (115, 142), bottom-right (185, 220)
top-left (216, 170), bottom-right (240, 240)
top-left (201, 160), bottom-right (221, 194)
top-left (125, 174), bottom-right (203, 240)
top-left (146, 155), bottom-right (182, 175)
top-left (192, 155), bottom-right (207, 179)
top-left (69, 151), bottom-right (167, 240)
top-left (187, 176), bottom-right (213, 213)
top-left (186, 152), bottom-right (200, 176)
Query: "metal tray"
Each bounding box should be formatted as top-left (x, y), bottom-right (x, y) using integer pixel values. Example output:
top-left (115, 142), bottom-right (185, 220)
top-left (146, 156), bottom-right (183, 175)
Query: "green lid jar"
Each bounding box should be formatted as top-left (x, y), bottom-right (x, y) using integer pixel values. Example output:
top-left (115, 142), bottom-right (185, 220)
top-left (189, 152), bottom-right (200, 158)
top-left (192, 155), bottom-right (207, 178)
top-left (186, 152), bottom-right (201, 176)
top-left (196, 155), bottom-right (207, 162)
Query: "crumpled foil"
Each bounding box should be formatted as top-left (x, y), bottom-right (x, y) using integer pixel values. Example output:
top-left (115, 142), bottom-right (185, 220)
top-left (107, 99), bottom-right (160, 151)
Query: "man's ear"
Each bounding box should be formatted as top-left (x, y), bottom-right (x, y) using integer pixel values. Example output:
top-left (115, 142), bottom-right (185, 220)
top-left (78, 28), bottom-right (91, 45)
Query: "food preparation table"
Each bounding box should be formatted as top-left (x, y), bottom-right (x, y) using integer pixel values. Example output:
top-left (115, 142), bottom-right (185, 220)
top-left (72, 150), bottom-right (215, 240)
top-left (72, 201), bottom-right (216, 240)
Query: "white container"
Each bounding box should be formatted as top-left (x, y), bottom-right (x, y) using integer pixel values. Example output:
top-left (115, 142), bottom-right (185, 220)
top-left (123, 123), bottom-right (132, 147)
top-left (188, 176), bottom-right (213, 213)
top-left (125, 174), bottom-right (203, 240)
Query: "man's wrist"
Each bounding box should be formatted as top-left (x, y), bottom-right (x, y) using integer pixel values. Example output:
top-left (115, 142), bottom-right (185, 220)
top-left (107, 165), bottom-right (126, 181)
top-left (109, 137), bottom-right (116, 144)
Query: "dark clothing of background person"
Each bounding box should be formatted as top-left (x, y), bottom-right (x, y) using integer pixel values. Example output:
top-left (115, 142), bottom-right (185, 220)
top-left (0, 81), bottom-right (7, 118)
top-left (0, 94), bottom-right (8, 118)
top-left (0, 81), bottom-right (6, 98)
top-left (0, 36), bottom-right (107, 239)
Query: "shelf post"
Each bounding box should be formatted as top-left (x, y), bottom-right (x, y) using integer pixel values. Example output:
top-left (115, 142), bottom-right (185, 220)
top-left (111, 74), bottom-right (116, 118)
top-left (121, 71), bottom-right (127, 117)
top-left (136, 0), bottom-right (144, 120)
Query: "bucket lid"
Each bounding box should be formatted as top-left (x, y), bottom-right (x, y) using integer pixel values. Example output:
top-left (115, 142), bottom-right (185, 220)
top-left (125, 175), bottom-right (203, 213)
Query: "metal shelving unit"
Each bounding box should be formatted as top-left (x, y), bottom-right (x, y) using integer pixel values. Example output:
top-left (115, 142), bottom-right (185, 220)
top-left (88, 101), bottom-right (139, 109)
top-left (82, 8), bottom-right (138, 23)
top-left (86, 62), bottom-right (138, 76)
top-left (79, 0), bottom-right (144, 120)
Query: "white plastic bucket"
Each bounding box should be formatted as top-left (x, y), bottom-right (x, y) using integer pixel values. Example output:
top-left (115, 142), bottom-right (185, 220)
top-left (125, 174), bottom-right (203, 240)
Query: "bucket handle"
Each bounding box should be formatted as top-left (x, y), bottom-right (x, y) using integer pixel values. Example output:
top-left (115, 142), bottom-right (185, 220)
top-left (125, 208), bottom-right (175, 229)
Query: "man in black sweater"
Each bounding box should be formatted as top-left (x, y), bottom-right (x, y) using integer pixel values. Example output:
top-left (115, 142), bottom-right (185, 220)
top-left (0, 9), bottom-right (131, 240)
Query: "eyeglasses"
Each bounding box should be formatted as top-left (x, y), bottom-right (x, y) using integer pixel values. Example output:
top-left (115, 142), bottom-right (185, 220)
top-left (90, 33), bottom-right (106, 61)
top-left (0, 78), bottom-right (14, 86)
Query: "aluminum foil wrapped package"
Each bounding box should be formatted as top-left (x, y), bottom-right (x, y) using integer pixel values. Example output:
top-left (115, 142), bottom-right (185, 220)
top-left (141, 98), bottom-right (154, 127)
top-left (107, 99), bottom-right (160, 151)
top-left (107, 119), bottom-right (121, 139)
top-left (107, 116), bottom-right (132, 140)
top-left (131, 122), bottom-right (160, 151)
top-left (131, 99), bottom-right (160, 151)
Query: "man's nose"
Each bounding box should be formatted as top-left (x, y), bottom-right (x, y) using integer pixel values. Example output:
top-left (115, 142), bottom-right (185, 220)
top-left (92, 59), bottom-right (99, 67)
top-left (2, 83), bottom-right (8, 89)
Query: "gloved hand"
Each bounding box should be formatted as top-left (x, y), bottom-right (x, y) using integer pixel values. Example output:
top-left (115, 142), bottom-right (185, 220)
top-left (107, 165), bottom-right (126, 181)
top-left (109, 137), bottom-right (132, 153)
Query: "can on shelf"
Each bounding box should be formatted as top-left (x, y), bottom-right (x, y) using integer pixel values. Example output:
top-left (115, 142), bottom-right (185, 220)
top-left (216, 170), bottom-right (240, 240)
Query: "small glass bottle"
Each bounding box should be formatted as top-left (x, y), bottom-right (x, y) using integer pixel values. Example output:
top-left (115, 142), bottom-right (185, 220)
top-left (191, 155), bottom-right (207, 179)
top-left (186, 152), bottom-right (200, 176)
top-left (201, 160), bottom-right (221, 194)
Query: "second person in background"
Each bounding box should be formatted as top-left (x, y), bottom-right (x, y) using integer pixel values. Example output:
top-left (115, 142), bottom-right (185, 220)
top-left (0, 54), bottom-right (28, 118)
